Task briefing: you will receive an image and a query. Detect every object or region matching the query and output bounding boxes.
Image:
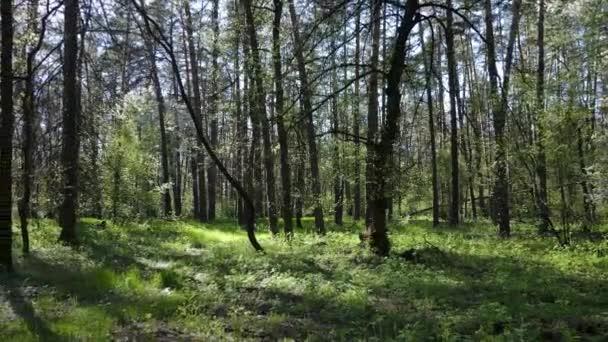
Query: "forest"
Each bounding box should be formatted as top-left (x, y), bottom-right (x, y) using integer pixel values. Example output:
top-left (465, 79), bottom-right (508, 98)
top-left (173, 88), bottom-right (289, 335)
top-left (0, 0), bottom-right (607, 340)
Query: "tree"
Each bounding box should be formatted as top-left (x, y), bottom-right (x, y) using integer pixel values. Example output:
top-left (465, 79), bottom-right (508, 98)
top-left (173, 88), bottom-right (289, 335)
top-left (59, 0), bottom-right (81, 244)
top-left (485, 0), bottom-right (521, 238)
top-left (287, 0), bottom-right (325, 235)
top-left (146, 41), bottom-right (172, 217)
top-left (0, 0), bottom-right (14, 272)
top-left (445, 0), bottom-right (459, 225)
top-left (272, 0), bottom-right (293, 236)
top-left (131, 0), bottom-right (263, 251)
top-left (183, 1), bottom-right (207, 222)
top-left (420, 24), bottom-right (439, 227)
top-left (362, 0), bottom-right (419, 255)
top-left (535, 0), bottom-right (550, 233)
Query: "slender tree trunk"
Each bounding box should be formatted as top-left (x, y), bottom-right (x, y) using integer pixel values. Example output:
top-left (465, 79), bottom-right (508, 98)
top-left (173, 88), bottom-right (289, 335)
top-left (420, 25), bottom-right (439, 227)
top-left (535, 0), bottom-right (550, 233)
top-left (207, 0), bottom-right (219, 222)
top-left (446, 0), bottom-right (459, 225)
top-left (0, 0), bottom-right (14, 271)
top-left (352, 11), bottom-right (362, 221)
top-left (147, 43), bottom-right (172, 217)
top-left (59, 0), bottom-right (81, 245)
top-left (485, 0), bottom-right (521, 237)
top-left (272, 0), bottom-right (293, 236)
top-left (365, 0), bottom-right (381, 227)
top-left (331, 39), bottom-right (343, 225)
top-left (191, 153), bottom-right (199, 218)
top-left (363, 0), bottom-right (419, 256)
top-left (183, 1), bottom-right (207, 222)
top-left (287, 0), bottom-right (325, 234)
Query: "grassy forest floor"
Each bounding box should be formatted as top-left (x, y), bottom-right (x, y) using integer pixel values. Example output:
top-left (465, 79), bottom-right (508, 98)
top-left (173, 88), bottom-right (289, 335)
top-left (1, 217), bottom-right (608, 341)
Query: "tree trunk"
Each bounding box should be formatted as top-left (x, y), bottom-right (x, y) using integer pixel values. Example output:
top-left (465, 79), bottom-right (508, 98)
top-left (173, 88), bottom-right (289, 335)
top-left (485, 0), bottom-right (521, 238)
top-left (420, 25), bottom-right (439, 227)
top-left (365, 0), bottom-right (381, 227)
top-left (446, 0), bottom-right (459, 225)
top-left (0, 0), bottom-right (14, 271)
top-left (331, 39), bottom-right (343, 226)
top-left (535, 0), bottom-right (550, 233)
top-left (59, 0), bottom-right (81, 245)
top-left (287, 0), bottom-right (325, 234)
top-left (207, 0), bottom-right (219, 222)
top-left (352, 11), bottom-right (362, 221)
top-left (272, 0), bottom-right (293, 236)
top-left (183, 1), bottom-right (207, 222)
top-left (363, 0), bottom-right (419, 256)
top-left (147, 43), bottom-right (172, 217)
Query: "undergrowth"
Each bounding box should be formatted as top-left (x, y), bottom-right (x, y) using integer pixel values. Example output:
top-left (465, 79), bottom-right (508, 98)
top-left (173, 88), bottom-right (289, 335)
top-left (1, 217), bottom-right (607, 340)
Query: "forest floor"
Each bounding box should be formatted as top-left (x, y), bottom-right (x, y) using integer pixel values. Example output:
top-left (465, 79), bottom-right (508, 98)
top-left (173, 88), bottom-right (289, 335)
top-left (1, 217), bottom-right (607, 341)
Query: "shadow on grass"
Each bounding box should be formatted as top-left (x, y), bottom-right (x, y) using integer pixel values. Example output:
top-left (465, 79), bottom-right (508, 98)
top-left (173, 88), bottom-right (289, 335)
top-left (1, 276), bottom-right (61, 341)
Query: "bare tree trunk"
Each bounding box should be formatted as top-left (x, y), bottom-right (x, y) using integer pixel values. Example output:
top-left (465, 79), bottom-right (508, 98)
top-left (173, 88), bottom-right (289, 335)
top-left (420, 25), bottom-right (439, 227)
top-left (352, 11), bottom-right (362, 221)
top-left (0, 0), bottom-right (14, 271)
top-left (183, 1), bottom-right (207, 222)
top-left (207, 0), bottom-right (219, 222)
top-left (363, 0), bottom-right (419, 256)
top-left (535, 0), bottom-right (550, 233)
top-left (446, 0), bottom-right (459, 225)
top-left (287, 0), bottom-right (325, 234)
top-left (331, 39), bottom-right (343, 226)
top-left (272, 0), bottom-right (293, 236)
top-left (59, 0), bottom-right (81, 245)
top-left (147, 42), bottom-right (172, 217)
top-left (485, 0), bottom-right (521, 238)
top-left (365, 0), bottom-right (381, 227)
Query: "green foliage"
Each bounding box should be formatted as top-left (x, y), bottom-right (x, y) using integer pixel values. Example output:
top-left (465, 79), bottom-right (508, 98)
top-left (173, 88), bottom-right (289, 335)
top-left (2, 218), bottom-right (608, 340)
top-left (102, 93), bottom-right (162, 221)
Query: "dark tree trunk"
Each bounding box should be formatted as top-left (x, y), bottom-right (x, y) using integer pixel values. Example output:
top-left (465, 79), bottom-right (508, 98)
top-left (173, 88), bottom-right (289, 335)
top-left (183, 1), bottom-right (207, 222)
top-left (352, 11), bottom-right (362, 221)
top-left (331, 39), bottom-right (343, 226)
top-left (147, 42), bottom-right (172, 217)
top-left (241, 0), bottom-right (278, 233)
top-left (446, 0), bottom-right (459, 225)
top-left (59, 0), bottom-right (81, 245)
top-left (535, 0), bottom-right (550, 233)
top-left (363, 0), bottom-right (419, 256)
top-left (365, 0), bottom-right (381, 227)
top-left (191, 153), bottom-right (199, 218)
top-left (272, 0), bottom-right (293, 236)
top-left (287, 0), bottom-right (325, 234)
top-left (207, 0), bottom-right (219, 222)
top-left (0, 0), bottom-right (14, 271)
top-left (420, 25), bottom-right (439, 227)
top-left (485, 0), bottom-right (521, 238)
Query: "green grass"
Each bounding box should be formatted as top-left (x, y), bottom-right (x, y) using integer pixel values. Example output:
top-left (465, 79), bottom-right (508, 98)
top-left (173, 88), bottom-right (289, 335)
top-left (1, 217), bottom-right (607, 340)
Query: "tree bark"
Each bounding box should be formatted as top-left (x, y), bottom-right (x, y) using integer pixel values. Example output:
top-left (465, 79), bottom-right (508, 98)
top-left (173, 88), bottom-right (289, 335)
top-left (363, 0), bottom-right (419, 256)
top-left (287, 0), bottom-right (325, 234)
top-left (59, 0), bottom-right (81, 245)
top-left (272, 0), bottom-right (293, 236)
top-left (147, 42), bottom-right (172, 217)
top-left (535, 0), bottom-right (550, 233)
top-left (207, 0), bottom-right (219, 222)
top-left (485, 0), bottom-right (521, 238)
top-left (352, 11), bottom-right (362, 221)
top-left (183, 1), bottom-right (207, 222)
top-left (420, 25), bottom-right (439, 227)
top-left (0, 0), bottom-right (14, 271)
top-left (446, 0), bottom-right (459, 225)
